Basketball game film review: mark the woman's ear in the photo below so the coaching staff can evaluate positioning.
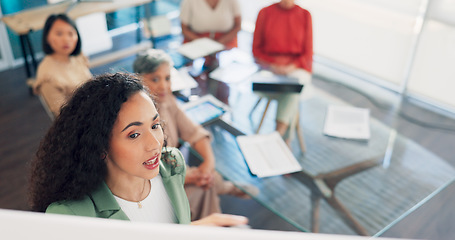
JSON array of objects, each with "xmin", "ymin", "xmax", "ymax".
[{"xmin": 101, "ymin": 152, "xmax": 107, "ymax": 161}]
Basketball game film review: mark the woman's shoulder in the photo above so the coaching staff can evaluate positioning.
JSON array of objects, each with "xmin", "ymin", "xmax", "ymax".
[
  {"xmin": 226, "ymin": 0, "xmax": 240, "ymax": 6},
  {"xmin": 34, "ymin": 56, "xmax": 56, "ymax": 90},
  {"xmin": 262, "ymin": 3, "xmax": 279, "ymax": 11},
  {"xmin": 180, "ymin": 0, "xmax": 193, "ymax": 8},
  {"xmin": 36, "ymin": 56, "xmax": 55, "ymax": 74},
  {"xmin": 162, "ymin": 147, "xmax": 185, "ymax": 166},
  {"xmin": 160, "ymin": 147, "xmax": 186, "ymax": 177},
  {"xmin": 294, "ymin": 5, "xmax": 311, "ymax": 16},
  {"xmin": 72, "ymin": 54, "xmax": 90, "ymax": 66},
  {"xmin": 159, "ymin": 95, "xmax": 178, "ymax": 108},
  {"xmin": 45, "ymin": 195, "xmax": 97, "ymax": 217}
]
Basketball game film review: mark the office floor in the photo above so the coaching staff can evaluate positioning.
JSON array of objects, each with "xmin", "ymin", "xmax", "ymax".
[{"xmin": 1, "ymin": 28, "xmax": 455, "ymax": 239}]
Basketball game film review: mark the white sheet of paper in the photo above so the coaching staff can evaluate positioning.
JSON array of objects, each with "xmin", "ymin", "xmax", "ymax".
[
  {"xmin": 236, "ymin": 132, "xmax": 302, "ymax": 178},
  {"xmin": 209, "ymin": 62, "xmax": 259, "ymax": 83},
  {"xmin": 323, "ymin": 105, "xmax": 370, "ymax": 140},
  {"xmin": 177, "ymin": 38, "xmax": 224, "ymax": 60},
  {"xmin": 170, "ymin": 67, "xmax": 198, "ymax": 92}
]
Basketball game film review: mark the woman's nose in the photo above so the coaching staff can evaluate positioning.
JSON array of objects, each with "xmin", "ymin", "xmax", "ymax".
[
  {"xmin": 145, "ymin": 131, "xmax": 161, "ymax": 151},
  {"xmin": 63, "ymin": 34, "xmax": 73, "ymax": 42},
  {"xmin": 158, "ymin": 80, "xmax": 167, "ymax": 90}
]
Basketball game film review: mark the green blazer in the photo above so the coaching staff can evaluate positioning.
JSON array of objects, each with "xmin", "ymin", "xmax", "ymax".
[{"xmin": 46, "ymin": 147, "xmax": 191, "ymax": 224}]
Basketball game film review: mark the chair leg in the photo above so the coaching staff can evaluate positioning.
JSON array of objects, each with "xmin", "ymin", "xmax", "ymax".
[
  {"xmin": 295, "ymin": 111, "xmax": 307, "ymax": 152},
  {"xmin": 38, "ymin": 95, "xmax": 55, "ymax": 121},
  {"xmin": 249, "ymin": 97, "xmax": 263, "ymax": 119},
  {"xmin": 256, "ymin": 99, "xmax": 271, "ymax": 134}
]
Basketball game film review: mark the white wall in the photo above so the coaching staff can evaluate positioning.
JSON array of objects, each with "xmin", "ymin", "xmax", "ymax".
[
  {"xmin": 299, "ymin": 0, "xmax": 455, "ymax": 112},
  {"xmin": 303, "ymin": 0, "xmax": 423, "ymax": 85},
  {"xmin": 407, "ymin": 0, "xmax": 455, "ymax": 108}
]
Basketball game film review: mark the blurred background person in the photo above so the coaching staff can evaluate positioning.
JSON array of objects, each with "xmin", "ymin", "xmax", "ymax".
[
  {"xmin": 33, "ymin": 14, "xmax": 92, "ymax": 117},
  {"xmin": 252, "ymin": 0, "xmax": 313, "ymax": 142},
  {"xmin": 180, "ymin": 0, "xmax": 241, "ymax": 49},
  {"xmin": 180, "ymin": 0, "xmax": 241, "ymax": 74}
]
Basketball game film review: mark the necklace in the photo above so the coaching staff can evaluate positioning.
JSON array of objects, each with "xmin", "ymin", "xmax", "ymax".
[{"xmin": 137, "ymin": 180, "xmax": 148, "ymax": 209}]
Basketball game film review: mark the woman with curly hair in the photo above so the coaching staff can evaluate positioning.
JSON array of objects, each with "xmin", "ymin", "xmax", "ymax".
[{"xmin": 28, "ymin": 73, "xmax": 247, "ymax": 226}]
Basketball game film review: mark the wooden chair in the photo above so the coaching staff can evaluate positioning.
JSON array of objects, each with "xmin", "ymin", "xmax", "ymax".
[
  {"xmin": 37, "ymin": 94, "xmax": 55, "ymax": 121},
  {"xmin": 249, "ymin": 97, "xmax": 306, "ymax": 152}
]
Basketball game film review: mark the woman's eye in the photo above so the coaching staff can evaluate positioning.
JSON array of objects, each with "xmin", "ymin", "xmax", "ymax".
[
  {"xmin": 152, "ymin": 123, "xmax": 161, "ymax": 130},
  {"xmin": 129, "ymin": 133, "xmax": 140, "ymax": 139},
  {"xmin": 152, "ymin": 78, "xmax": 160, "ymax": 83},
  {"xmin": 166, "ymin": 76, "xmax": 171, "ymax": 81}
]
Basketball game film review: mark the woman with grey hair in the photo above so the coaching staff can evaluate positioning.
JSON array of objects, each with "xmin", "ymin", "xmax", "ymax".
[
  {"xmin": 133, "ymin": 49, "xmax": 254, "ymax": 221},
  {"xmin": 133, "ymin": 49, "xmax": 174, "ymax": 76}
]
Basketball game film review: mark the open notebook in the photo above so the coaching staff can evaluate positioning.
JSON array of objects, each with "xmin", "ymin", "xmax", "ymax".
[{"xmin": 236, "ymin": 132, "xmax": 302, "ymax": 178}]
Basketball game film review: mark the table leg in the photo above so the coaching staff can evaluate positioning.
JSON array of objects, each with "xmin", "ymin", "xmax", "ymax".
[
  {"xmin": 293, "ymin": 157, "xmax": 382, "ymax": 235},
  {"xmin": 19, "ymin": 35, "xmax": 31, "ymax": 78},
  {"xmin": 326, "ymin": 194, "xmax": 369, "ymax": 235},
  {"xmin": 311, "ymin": 194, "xmax": 321, "ymax": 232},
  {"xmin": 24, "ymin": 35, "xmax": 37, "ymax": 71}
]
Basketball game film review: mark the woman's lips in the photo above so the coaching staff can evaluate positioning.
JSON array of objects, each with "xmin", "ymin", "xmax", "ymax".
[{"xmin": 143, "ymin": 154, "xmax": 159, "ymax": 169}]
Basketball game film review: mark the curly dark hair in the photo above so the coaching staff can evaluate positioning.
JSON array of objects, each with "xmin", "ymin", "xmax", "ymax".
[{"xmin": 28, "ymin": 73, "xmax": 154, "ymax": 212}]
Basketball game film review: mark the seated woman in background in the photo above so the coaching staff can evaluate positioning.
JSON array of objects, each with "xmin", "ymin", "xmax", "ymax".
[
  {"xmin": 33, "ymin": 14, "xmax": 92, "ymax": 117},
  {"xmin": 179, "ymin": 0, "xmax": 242, "ymax": 103},
  {"xmin": 180, "ymin": 0, "xmax": 241, "ymax": 49},
  {"xmin": 28, "ymin": 73, "xmax": 248, "ymax": 226},
  {"xmin": 252, "ymin": 0, "xmax": 313, "ymax": 141},
  {"xmin": 133, "ymin": 49, "xmax": 254, "ymax": 221}
]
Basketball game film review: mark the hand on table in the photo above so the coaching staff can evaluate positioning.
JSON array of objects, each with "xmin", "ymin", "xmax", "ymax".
[
  {"xmin": 270, "ymin": 63, "xmax": 297, "ymax": 75},
  {"xmin": 191, "ymin": 213, "xmax": 248, "ymax": 227}
]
